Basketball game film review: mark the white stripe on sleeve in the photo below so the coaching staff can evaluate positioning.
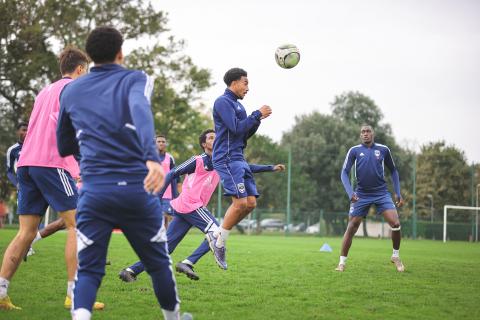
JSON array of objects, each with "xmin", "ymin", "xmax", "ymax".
[{"xmin": 143, "ymin": 73, "xmax": 155, "ymax": 103}]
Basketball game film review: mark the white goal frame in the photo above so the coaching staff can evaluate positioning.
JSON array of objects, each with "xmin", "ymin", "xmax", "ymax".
[{"xmin": 443, "ymin": 205, "xmax": 480, "ymax": 243}]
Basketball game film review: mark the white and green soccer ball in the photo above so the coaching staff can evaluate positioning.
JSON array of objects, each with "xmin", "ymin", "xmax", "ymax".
[{"xmin": 275, "ymin": 44, "xmax": 300, "ymax": 69}]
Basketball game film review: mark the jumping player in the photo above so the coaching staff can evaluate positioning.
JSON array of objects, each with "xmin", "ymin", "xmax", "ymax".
[
  {"xmin": 118, "ymin": 129, "xmax": 285, "ymax": 282},
  {"xmin": 208, "ymin": 68, "xmax": 272, "ymax": 266},
  {"xmin": 57, "ymin": 26, "xmax": 184, "ymax": 320},
  {"xmin": 336, "ymin": 125, "xmax": 405, "ymax": 272}
]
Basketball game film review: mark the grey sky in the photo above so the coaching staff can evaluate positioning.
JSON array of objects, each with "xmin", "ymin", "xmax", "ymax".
[{"xmin": 135, "ymin": 0, "xmax": 480, "ymax": 162}]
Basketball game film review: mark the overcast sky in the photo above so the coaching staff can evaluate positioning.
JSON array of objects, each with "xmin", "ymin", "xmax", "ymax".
[{"xmin": 135, "ymin": 0, "xmax": 480, "ymax": 162}]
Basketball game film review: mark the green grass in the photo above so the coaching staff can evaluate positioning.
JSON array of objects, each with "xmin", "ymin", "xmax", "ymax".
[{"xmin": 0, "ymin": 229, "xmax": 479, "ymax": 319}]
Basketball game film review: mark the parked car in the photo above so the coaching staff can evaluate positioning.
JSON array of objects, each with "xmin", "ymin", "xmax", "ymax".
[
  {"xmin": 305, "ymin": 223, "xmax": 320, "ymax": 234},
  {"xmin": 284, "ymin": 223, "xmax": 307, "ymax": 232},
  {"xmin": 260, "ymin": 218, "xmax": 284, "ymax": 230},
  {"xmin": 293, "ymin": 222, "xmax": 306, "ymax": 232},
  {"xmin": 238, "ymin": 219, "xmax": 257, "ymax": 229}
]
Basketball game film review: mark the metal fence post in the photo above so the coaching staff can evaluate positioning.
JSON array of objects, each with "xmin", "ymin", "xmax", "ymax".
[
  {"xmin": 412, "ymin": 155, "xmax": 417, "ymax": 240},
  {"xmin": 286, "ymin": 148, "xmax": 292, "ymax": 235}
]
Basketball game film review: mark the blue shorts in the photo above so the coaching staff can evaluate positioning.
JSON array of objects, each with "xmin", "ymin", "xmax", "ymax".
[
  {"xmin": 160, "ymin": 198, "xmax": 173, "ymax": 216},
  {"xmin": 17, "ymin": 166, "xmax": 78, "ymax": 214},
  {"xmin": 214, "ymin": 160, "xmax": 259, "ymax": 198},
  {"xmin": 349, "ymin": 192, "xmax": 396, "ymax": 217}
]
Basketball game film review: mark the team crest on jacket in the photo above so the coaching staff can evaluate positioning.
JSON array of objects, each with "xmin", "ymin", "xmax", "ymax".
[
  {"xmin": 374, "ymin": 150, "xmax": 380, "ymax": 158},
  {"xmin": 237, "ymin": 183, "xmax": 246, "ymax": 194}
]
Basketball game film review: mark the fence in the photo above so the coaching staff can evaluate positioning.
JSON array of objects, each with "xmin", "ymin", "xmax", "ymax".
[
  {"xmin": 2, "ymin": 204, "xmax": 478, "ymax": 242},
  {"xmin": 239, "ymin": 208, "xmax": 479, "ymax": 242}
]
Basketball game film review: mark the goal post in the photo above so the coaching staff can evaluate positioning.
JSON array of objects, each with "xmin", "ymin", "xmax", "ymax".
[{"xmin": 443, "ymin": 205, "xmax": 480, "ymax": 242}]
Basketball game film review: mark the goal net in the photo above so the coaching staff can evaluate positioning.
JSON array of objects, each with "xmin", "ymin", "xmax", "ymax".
[{"xmin": 443, "ymin": 205, "xmax": 480, "ymax": 242}]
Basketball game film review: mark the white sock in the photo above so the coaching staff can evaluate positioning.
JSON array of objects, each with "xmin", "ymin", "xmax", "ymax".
[
  {"xmin": 162, "ymin": 304, "xmax": 180, "ymax": 320},
  {"xmin": 339, "ymin": 256, "xmax": 347, "ymax": 265},
  {"xmin": 72, "ymin": 308, "xmax": 91, "ymax": 320},
  {"xmin": 0, "ymin": 277, "xmax": 9, "ymax": 299},
  {"xmin": 32, "ymin": 231, "xmax": 42, "ymax": 244},
  {"xmin": 392, "ymin": 249, "xmax": 400, "ymax": 258},
  {"xmin": 126, "ymin": 267, "xmax": 134, "ymax": 273},
  {"xmin": 67, "ymin": 281, "xmax": 74, "ymax": 298},
  {"xmin": 182, "ymin": 259, "xmax": 193, "ymax": 266},
  {"xmin": 215, "ymin": 227, "xmax": 230, "ymax": 248}
]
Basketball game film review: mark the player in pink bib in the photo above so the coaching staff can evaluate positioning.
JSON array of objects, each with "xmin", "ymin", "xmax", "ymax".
[
  {"xmin": 0, "ymin": 47, "xmax": 104, "ymax": 311},
  {"xmin": 119, "ymin": 129, "xmax": 285, "ymax": 281}
]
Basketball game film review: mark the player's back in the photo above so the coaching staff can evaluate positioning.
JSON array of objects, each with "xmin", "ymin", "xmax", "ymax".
[
  {"xmin": 18, "ymin": 78, "xmax": 79, "ymax": 176},
  {"xmin": 60, "ymin": 64, "xmax": 153, "ymax": 183}
]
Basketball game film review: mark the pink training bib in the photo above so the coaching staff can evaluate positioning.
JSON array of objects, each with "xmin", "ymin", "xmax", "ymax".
[
  {"xmin": 17, "ymin": 78, "xmax": 79, "ymax": 178},
  {"xmin": 171, "ymin": 156, "xmax": 220, "ymax": 213}
]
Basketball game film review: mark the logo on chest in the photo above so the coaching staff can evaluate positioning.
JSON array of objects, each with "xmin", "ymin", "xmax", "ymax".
[{"xmin": 374, "ymin": 150, "xmax": 381, "ymax": 159}]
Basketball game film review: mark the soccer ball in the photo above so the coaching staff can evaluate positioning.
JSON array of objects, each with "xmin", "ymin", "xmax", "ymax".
[{"xmin": 275, "ymin": 44, "xmax": 300, "ymax": 69}]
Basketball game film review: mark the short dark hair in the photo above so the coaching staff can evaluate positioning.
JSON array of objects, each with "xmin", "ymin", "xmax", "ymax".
[
  {"xmin": 199, "ymin": 129, "xmax": 215, "ymax": 149},
  {"xmin": 16, "ymin": 122, "xmax": 28, "ymax": 130},
  {"xmin": 223, "ymin": 68, "xmax": 247, "ymax": 86},
  {"xmin": 59, "ymin": 46, "xmax": 89, "ymax": 75},
  {"xmin": 86, "ymin": 26, "xmax": 124, "ymax": 64}
]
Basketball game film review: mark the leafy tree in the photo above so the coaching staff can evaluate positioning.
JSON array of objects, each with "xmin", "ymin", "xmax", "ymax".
[
  {"xmin": 414, "ymin": 141, "xmax": 471, "ymax": 221},
  {"xmin": 281, "ymin": 112, "xmax": 356, "ymax": 233},
  {"xmin": 126, "ymin": 41, "xmax": 213, "ymax": 161},
  {"xmin": 0, "ymin": 0, "xmax": 212, "ymax": 199},
  {"xmin": 244, "ymin": 134, "xmax": 288, "ymax": 211}
]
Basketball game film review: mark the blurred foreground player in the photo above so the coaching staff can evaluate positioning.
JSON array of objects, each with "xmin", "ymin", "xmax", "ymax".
[
  {"xmin": 0, "ymin": 47, "xmax": 103, "ymax": 311},
  {"xmin": 57, "ymin": 26, "xmax": 187, "ymax": 319}
]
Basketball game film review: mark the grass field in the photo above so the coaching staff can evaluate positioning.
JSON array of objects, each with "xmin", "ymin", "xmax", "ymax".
[{"xmin": 0, "ymin": 228, "xmax": 479, "ymax": 320}]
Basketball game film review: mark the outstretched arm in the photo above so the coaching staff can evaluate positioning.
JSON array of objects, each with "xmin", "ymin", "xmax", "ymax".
[
  {"xmin": 158, "ymin": 156, "xmax": 197, "ymax": 198},
  {"xmin": 249, "ymin": 164, "xmax": 286, "ymax": 173}
]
